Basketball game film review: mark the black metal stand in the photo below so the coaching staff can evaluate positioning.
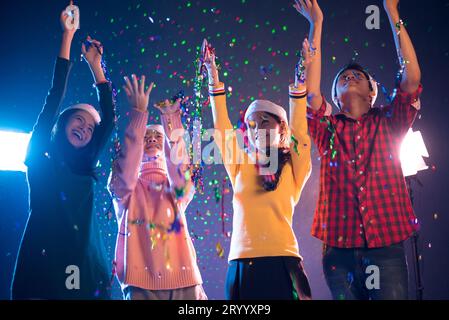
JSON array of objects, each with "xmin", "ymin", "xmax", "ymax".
[{"xmin": 406, "ymin": 176, "xmax": 424, "ymax": 300}]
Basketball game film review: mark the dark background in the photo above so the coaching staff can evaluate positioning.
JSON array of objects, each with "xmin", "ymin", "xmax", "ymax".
[{"xmin": 0, "ymin": 0, "xmax": 448, "ymax": 300}]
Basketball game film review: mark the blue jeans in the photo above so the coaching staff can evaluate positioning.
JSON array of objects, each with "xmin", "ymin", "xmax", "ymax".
[{"xmin": 322, "ymin": 243, "xmax": 409, "ymax": 300}]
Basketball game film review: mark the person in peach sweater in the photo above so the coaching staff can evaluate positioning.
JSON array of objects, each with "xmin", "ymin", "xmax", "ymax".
[{"xmin": 108, "ymin": 74, "xmax": 206, "ymax": 300}]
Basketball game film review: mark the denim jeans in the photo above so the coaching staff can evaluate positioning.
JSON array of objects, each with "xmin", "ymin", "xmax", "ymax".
[{"xmin": 322, "ymin": 242, "xmax": 409, "ymax": 300}]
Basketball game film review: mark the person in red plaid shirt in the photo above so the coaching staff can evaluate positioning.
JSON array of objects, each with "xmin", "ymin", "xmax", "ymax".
[{"xmin": 295, "ymin": 0, "xmax": 422, "ymax": 299}]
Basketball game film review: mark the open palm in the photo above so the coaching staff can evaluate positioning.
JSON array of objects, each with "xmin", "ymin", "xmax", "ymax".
[{"xmin": 293, "ymin": 0, "xmax": 323, "ymax": 24}]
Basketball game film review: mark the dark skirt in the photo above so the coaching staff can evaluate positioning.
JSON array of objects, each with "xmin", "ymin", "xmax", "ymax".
[{"xmin": 225, "ymin": 256, "xmax": 312, "ymax": 300}]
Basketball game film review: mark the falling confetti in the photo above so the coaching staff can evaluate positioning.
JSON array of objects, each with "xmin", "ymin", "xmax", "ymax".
[
  {"xmin": 5, "ymin": 0, "xmax": 444, "ymax": 301},
  {"xmin": 215, "ymin": 242, "xmax": 225, "ymax": 258}
]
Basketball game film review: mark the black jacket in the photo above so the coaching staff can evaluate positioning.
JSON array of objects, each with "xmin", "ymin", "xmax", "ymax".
[{"xmin": 11, "ymin": 57, "xmax": 115, "ymax": 299}]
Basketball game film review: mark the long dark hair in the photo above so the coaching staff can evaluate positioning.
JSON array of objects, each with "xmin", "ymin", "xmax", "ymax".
[
  {"xmin": 258, "ymin": 114, "xmax": 291, "ymax": 192},
  {"xmin": 239, "ymin": 111, "xmax": 291, "ymax": 192},
  {"xmin": 51, "ymin": 109, "xmax": 98, "ymax": 178},
  {"xmin": 51, "ymin": 108, "xmax": 112, "ymax": 298}
]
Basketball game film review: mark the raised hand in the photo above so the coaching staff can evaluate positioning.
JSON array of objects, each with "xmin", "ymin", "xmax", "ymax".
[
  {"xmin": 60, "ymin": 1, "xmax": 79, "ymax": 36},
  {"xmin": 59, "ymin": 2, "xmax": 78, "ymax": 60},
  {"xmin": 302, "ymin": 38, "xmax": 315, "ymax": 66},
  {"xmin": 296, "ymin": 37, "xmax": 314, "ymax": 86},
  {"xmin": 202, "ymin": 39, "xmax": 219, "ymax": 85},
  {"xmin": 293, "ymin": 0, "xmax": 323, "ymax": 24},
  {"xmin": 384, "ymin": 0, "xmax": 400, "ymax": 13},
  {"xmin": 293, "ymin": 0, "xmax": 323, "ymax": 110},
  {"xmin": 123, "ymin": 74, "xmax": 154, "ymax": 112},
  {"xmin": 81, "ymin": 36, "xmax": 107, "ymax": 83},
  {"xmin": 154, "ymin": 97, "xmax": 189, "ymax": 115},
  {"xmin": 383, "ymin": 0, "xmax": 421, "ymax": 93},
  {"xmin": 81, "ymin": 36, "xmax": 103, "ymax": 68}
]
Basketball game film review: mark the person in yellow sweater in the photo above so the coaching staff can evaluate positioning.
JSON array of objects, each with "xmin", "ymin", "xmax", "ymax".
[{"xmin": 203, "ymin": 38, "xmax": 313, "ymax": 300}]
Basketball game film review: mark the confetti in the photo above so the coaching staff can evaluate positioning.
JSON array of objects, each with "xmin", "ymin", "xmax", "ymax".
[
  {"xmin": 8, "ymin": 1, "xmax": 437, "ymax": 301},
  {"xmin": 215, "ymin": 242, "xmax": 225, "ymax": 258}
]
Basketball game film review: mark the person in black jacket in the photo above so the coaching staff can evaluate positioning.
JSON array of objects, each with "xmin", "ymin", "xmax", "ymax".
[{"xmin": 11, "ymin": 4, "xmax": 115, "ymax": 300}]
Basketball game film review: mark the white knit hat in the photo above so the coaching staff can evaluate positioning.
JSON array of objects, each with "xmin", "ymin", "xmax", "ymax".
[
  {"xmin": 61, "ymin": 103, "xmax": 101, "ymax": 124},
  {"xmin": 244, "ymin": 100, "xmax": 288, "ymax": 124},
  {"xmin": 145, "ymin": 124, "xmax": 165, "ymax": 153},
  {"xmin": 141, "ymin": 124, "xmax": 167, "ymax": 176},
  {"xmin": 331, "ymin": 67, "xmax": 378, "ymax": 109},
  {"xmin": 146, "ymin": 124, "xmax": 165, "ymax": 135}
]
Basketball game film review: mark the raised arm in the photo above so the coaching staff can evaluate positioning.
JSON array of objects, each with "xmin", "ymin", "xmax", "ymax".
[
  {"xmin": 294, "ymin": 0, "xmax": 323, "ymax": 110},
  {"xmin": 289, "ymin": 39, "xmax": 312, "ymax": 190},
  {"xmin": 81, "ymin": 36, "xmax": 107, "ymax": 85},
  {"xmin": 380, "ymin": 0, "xmax": 423, "ymax": 138},
  {"xmin": 81, "ymin": 37, "xmax": 115, "ymax": 162},
  {"xmin": 384, "ymin": 0, "xmax": 421, "ymax": 93},
  {"xmin": 59, "ymin": 3, "xmax": 77, "ymax": 61},
  {"xmin": 204, "ymin": 40, "xmax": 241, "ymax": 182},
  {"xmin": 25, "ymin": 4, "xmax": 77, "ymax": 165},
  {"xmin": 204, "ymin": 41, "xmax": 233, "ymax": 133},
  {"xmin": 154, "ymin": 98, "xmax": 195, "ymax": 207},
  {"xmin": 108, "ymin": 75, "xmax": 153, "ymax": 204}
]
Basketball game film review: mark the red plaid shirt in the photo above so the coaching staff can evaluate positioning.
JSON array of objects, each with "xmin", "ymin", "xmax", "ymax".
[{"xmin": 307, "ymin": 85, "xmax": 423, "ymax": 248}]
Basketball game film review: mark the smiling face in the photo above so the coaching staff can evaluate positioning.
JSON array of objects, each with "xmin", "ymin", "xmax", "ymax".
[
  {"xmin": 335, "ymin": 68, "xmax": 372, "ymax": 110},
  {"xmin": 143, "ymin": 129, "xmax": 164, "ymax": 160},
  {"xmin": 64, "ymin": 110, "xmax": 96, "ymax": 148},
  {"xmin": 246, "ymin": 111, "xmax": 283, "ymax": 152}
]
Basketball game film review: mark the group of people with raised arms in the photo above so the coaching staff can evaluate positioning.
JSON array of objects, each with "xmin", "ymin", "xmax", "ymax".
[{"xmin": 12, "ymin": 0, "xmax": 422, "ymax": 300}]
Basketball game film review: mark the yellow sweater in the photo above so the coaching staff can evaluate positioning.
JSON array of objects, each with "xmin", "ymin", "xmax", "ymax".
[{"xmin": 209, "ymin": 83, "xmax": 312, "ymax": 261}]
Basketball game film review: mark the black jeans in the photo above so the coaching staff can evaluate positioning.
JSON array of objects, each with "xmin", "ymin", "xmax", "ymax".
[{"xmin": 322, "ymin": 243, "xmax": 408, "ymax": 300}]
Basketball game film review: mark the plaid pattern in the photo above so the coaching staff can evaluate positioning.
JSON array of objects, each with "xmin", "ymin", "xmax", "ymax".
[{"xmin": 307, "ymin": 85, "xmax": 423, "ymax": 248}]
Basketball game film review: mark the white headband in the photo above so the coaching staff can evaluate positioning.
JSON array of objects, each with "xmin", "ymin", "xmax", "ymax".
[
  {"xmin": 244, "ymin": 100, "xmax": 288, "ymax": 125},
  {"xmin": 146, "ymin": 124, "xmax": 165, "ymax": 135},
  {"xmin": 61, "ymin": 103, "xmax": 101, "ymax": 124}
]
